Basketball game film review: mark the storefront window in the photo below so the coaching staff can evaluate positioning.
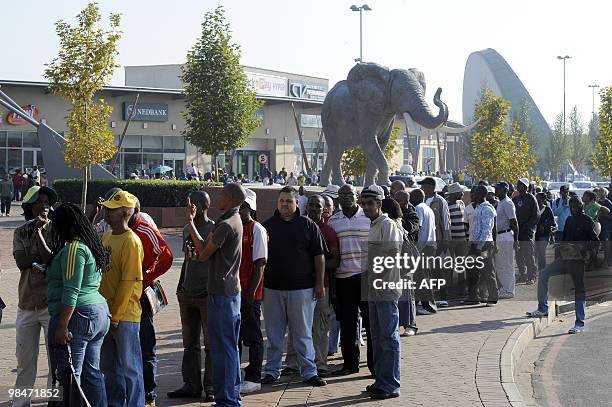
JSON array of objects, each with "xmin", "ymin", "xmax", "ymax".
[
  {"xmin": 163, "ymin": 136, "xmax": 185, "ymax": 153},
  {"xmin": 123, "ymin": 153, "xmax": 142, "ymax": 178},
  {"xmin": 22, "ymin": 132, "xmax": 39, "ymax": 148},
  {"xmin": 143, "ymin": 153, "xmax": 163, "ymax": 171},
  {"xmin": 8, "ymin": 149, "xmax": 21, "ymax": 171},
  {"xmin": 123, "ymin": 135, "xmax": 141, "ymax": 152},
  {"xmin": 0, "ymin": 149, "xmax": 6, "ymax": 175},
  {"xmin": 0, "ymin": 131, "xmax": 6, "ymax": 147},
  {"xmin": 143, "ymin": 135, "xmax": 163, "ymax": 152},
  {"xmin": 7, "ymin": 131, "xmax": 21, "ymax": 148}
]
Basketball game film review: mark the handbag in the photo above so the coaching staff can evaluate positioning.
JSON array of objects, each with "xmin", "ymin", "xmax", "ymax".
[
  {"xmin": 144, "ymin": 280, "xmax": 169, "ymax": 316},
  {"xmin": 48, "ymin": 342, "xmax": 91, "ymax": 407}
]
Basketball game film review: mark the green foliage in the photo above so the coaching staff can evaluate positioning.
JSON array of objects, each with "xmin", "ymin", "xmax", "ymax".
[
  {"xmin": 544, "ymin": 114, "xmax": 570, "ymax": 178},
  {"xmin": 181, "ymin": 6, "xmax": 262, "ymax": 160},
  {"xmin": 467, "ymin": 89, "xmax": 536, "ymax": 183},
  {"xmin": 53, "ymin": 179, "xmax": 222, "ymax": 207},
  {"xmin": 513, "ymin": 97, "xmax": 539, "ymax": 154},
  {"xmin": 593, "ymin": 87, "xmax": 612, "ymax": 180},
  {"xmin": 44, "ymin": 2, "xmax": 122, "ymax": 209},
  {"xmin": 341, "ymin": 124, "xmax": 401, "ymax": 178},
  {"xmin": 44, "ymin": 1, "xmax": 121, "ymax": 168},
  {"xmin": 568, "ymin": 105, "xmax": 591, "ymax": 173}
]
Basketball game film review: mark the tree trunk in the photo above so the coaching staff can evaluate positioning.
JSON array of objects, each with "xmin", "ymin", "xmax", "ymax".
[{"xmin": 81, "ymin": 165, "xmax": 89, "ymax": 212}]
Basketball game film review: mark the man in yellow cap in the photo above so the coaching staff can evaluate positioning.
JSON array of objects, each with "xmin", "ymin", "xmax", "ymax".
[{"xmin": 98, "ymin": 190, "xmax": 145, "ymax": 407}]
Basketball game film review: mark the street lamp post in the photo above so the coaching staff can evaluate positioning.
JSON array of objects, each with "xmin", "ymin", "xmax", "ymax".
[
  {"xmin": 556, "ymin": 55, "xmax": 571, "ymax": 135},
  {"xmin": 350, "ymin": 4, "xmax": 372, "ymax": 62},
  {"xmin": 588, "ymin": 84, "xmax": 600, "ymax": 120}
]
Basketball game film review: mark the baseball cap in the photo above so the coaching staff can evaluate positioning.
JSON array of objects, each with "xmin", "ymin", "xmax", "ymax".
[
  {"xmin": 495, "ymin": 182, "xmax": 509, "ymax": 190},
  {"xmin": 361, "ymin": 185, "xmax": 385, "ymax": 200},
  {"xmin": 518, "ymin": 178, "xmax": 530, "ymax": 187},
  {"xmin": 486, "ymin": 186, "xmax": 495, "ymax": 193},
  {"xmin": 101, "ymin": 190, "xmax": 138, "ymax": 209},
  {"xmin": 22, "ymin": 186, "xmax": 58, "ymax": 206},
  {"xmin": 243, "ymin": 188, "xmax": 257, "ymax": 211},
  {"xmin": 321, "ymin": 184, "xmax": 340, "ymax": 199},
  {"xmin": 417, "ymin": 177, "xmax": 436, "ymax": 186},
  {"xmin": 559, "ymin": 184, "xmax": 570, "ymax": 192}
]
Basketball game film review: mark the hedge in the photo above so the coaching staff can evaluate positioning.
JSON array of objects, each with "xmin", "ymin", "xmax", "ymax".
[{"xmin": 53, "ymin": 179, "xmax": 222, "ymax": 207}]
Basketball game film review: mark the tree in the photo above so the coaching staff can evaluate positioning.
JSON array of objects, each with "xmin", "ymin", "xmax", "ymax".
[
  {"xmin": 181, "ymin": 6, "xmax": 261, "ymax": 178},
  {"xmin": 513, "ymin": 97, "xmax": 539, "ymax": 155},
  {"xmin": 44, "ymin": 2, "xmax": 121, "ymax": 209},
  {"xmin": 593, "ymin": 87, "xmax": 612, "ymax": 181},
  {"xmin": 466, "ymin": 88, "xmax": 535, "ymax": 183},
  {"xmin": 341, "ymin": 124, "xmax": 401, "ymax": 180},
  {"xmin": 544, "ymin": 114, "xmax": 570, "ymax": 180},
  {"xmin": 567, "ymin": 105, "xmax": 590, "ymax": 174}
]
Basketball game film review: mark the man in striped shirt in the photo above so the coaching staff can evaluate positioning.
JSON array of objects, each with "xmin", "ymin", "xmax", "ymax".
[
  {"xmin": 328, "ymin": 184, "xmax": 372, "ymax": 376},
  {"xmin": 446, "ymin": 183, "xmax": 469, "ymax": 242}
]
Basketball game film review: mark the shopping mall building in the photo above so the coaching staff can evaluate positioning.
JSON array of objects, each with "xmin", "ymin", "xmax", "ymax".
[{"xmin": 0, "ymin": 64, "xmax": 464, "ymax": 180}]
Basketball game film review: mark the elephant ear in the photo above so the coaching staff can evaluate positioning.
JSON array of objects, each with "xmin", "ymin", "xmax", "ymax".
[
  {"xmin": 408, "ymin": 68, "xmax": 426, "ymax": 94},
  {"xmin": 347, "ymin": 63, "xmax": 390, "ymax": 115}
]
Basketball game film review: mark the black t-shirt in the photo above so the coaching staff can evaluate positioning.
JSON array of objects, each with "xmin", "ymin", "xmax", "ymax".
[{"xmin": 263, "ymin": 209, "xmax": 325, "ymax": 290}]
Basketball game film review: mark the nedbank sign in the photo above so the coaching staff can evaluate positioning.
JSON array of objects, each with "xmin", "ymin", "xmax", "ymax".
[{"xmin": 123, "ymin": 102, "xmax": 168, "ymax": 122}]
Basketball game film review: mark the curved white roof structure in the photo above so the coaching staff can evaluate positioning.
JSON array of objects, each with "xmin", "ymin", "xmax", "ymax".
[{"xmin": 462, "ymin": 48, "xmax": 551, "ymax": 153}]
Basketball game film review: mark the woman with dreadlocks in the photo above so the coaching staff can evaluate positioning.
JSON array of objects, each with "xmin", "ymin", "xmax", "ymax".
[{"xmin": 46, "ymin": 202, "xmax": 110, "ymax": 406}]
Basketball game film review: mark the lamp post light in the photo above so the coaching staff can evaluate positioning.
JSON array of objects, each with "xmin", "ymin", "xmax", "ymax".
[
  {"xmin": 556, "ymin": 55, "xmax": 571, "ymax": 135},
  {"xmin": 350, "ymin": 4, "xmax": 372, "ymax": 63},
  {"xmin": 588, "ymin": 84, "xmax": 600, "ymax": 120}
]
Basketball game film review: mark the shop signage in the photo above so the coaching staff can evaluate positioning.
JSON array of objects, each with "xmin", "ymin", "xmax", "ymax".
[
  {"xmin": 258, "ymin": 154, "xmax": 268, "ymax": 164},
  {"xmin": 123, "ymin": 102, "xmax": 168, "ymax": 122},
  {"xmin": 300, "ymin": 114, "xmax": 322, "ymax": 128},
  {"xmin": 289, "ymin": 81, "xmax": 328, "ymax": 101},
  {"xmin": 246, "ymin": 72, "xmax": 288, "ymax": 97},
  {"xmin": 6, "ymin": 104, "xmax": 39, "ymax": 125}
]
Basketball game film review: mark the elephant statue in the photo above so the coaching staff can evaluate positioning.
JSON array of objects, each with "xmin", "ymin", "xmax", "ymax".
[{"xmin": 321, "ymin": 62, "xmax": 468, "ymax": 187}]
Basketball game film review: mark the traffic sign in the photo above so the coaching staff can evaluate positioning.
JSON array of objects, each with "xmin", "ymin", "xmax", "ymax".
[{"xmin": 258, "ymin": 154, "xmax": 268, "ymax": 164}]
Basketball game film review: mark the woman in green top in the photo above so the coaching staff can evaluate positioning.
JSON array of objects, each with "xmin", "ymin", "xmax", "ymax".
[
  {"xmin": 47, "ymin": 203, "xmax": 110, "ymax": 407},
  {"xmin": 583, "ymin": 190, "xmax": 610, "ymax": 237}
]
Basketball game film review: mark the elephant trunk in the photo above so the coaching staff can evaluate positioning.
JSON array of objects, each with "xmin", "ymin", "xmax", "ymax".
[{"xmin": 405, "ymin": 87, "xmax": 449, "ymax": 130}]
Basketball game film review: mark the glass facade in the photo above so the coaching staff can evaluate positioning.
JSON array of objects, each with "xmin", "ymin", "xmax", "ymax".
[
  {"xmin": 422, "ymin": 146, "xmax": 436, "ymax": 173},
  {"xmin": 293, "ymin": 140, "xmax": 327, "ymax": 173},
  {"xmin": 0, "ymin": 131, "xmax": 44, "ymax": 175},
  {"xmin": 108, "ymin": 135, "xmax": 186, "ymax": 178}
]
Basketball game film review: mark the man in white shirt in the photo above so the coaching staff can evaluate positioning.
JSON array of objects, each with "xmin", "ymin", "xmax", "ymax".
[
  {"xmin": 328, "ymin": 184, "xmax": 372, "ymax": 376},
  {"xmin": 409, "ymin": 189, "xmax": 437, "ymax": 315},
  {"xmin": 361, "ymin": 185, "xmax": 402, "ymax": 400},
  {"xmin": 494, "ymin": 182, "xmax": 519, "ymax": 298}
]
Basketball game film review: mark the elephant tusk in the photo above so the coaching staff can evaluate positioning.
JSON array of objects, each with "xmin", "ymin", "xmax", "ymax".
[{"xmin": 438, "ymin": 118, "xmax": 481, "ymax": 134}]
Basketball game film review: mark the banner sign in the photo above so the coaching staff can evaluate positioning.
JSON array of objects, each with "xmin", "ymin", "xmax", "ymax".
[
  {"xmin": 246, "ymin": 72, "xmax": 288, "ymax": 97},
  {"xmin": 123, "ymin": 102, "xmax": 168, "ymax": 122}
]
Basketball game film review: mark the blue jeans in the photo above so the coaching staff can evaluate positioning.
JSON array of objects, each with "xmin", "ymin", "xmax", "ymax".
[
  {"xmin": 139, "ymin": 298, "xmax": 157, "ymax": 403},
  {"xmin": 263, "ymin": 288, "xmax": 317, "ymax": 380},
  {"xmin": 328, "ymin": 308, "xmax": 341, "ymax": 353},
  {"xmin": 537, "ymin": 259, "xmax": 586, "ymax": 327},
  {"xmin": 208, "ymin": 293, "xmax": 241, "ymax": 407},
  {"xmin": 398, "ymin": 285, "xmax": 416, "ymax": 328},
  {"xmin": 368, "ymin": 301, "xmax": 401, "ymax": 394},
  {"xmin": 48, "ymin": 303, "xmax": 110, "ymax": 407},
  {"xmin": 100, "ymin": 321, "xmax": 144, "ymax": 407}
]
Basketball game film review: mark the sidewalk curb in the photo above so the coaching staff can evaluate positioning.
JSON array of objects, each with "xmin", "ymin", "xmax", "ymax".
[{"xmin": 499, "ymin": 308, "xmax": 554, "ymax": 407}]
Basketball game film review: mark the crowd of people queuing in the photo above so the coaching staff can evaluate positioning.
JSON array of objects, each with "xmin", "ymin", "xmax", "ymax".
[{"xmin": 7, "ymin": 173, "xmax": 612, "ymax": 406}]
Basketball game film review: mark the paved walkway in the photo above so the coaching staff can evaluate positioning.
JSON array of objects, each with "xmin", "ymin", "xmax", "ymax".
[{"xmin": 0, "ymin": 210, "xmax": 540, "ymax": 406}]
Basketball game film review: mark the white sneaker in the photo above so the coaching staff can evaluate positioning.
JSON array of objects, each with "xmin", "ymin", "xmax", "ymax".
[
  {"xmin": 240, "ymin": 380, "xmax": 261, "ymax": 394},
  {"xmin": 568, "ymin": 325, "xmax": 584, "ymax": 334},
  {"xmin": 498, "ymin": 291, "xmax": 515, "ymax": 299}
]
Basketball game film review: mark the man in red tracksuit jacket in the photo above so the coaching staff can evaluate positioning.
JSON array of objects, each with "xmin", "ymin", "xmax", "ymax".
[{"xmin": 130, "ymin": 212, "xmax": 174, "ymax": 407}]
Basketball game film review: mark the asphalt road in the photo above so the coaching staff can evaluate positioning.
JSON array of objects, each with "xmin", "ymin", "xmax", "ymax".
[{"xmin": 524, "ymin": 305, "xmax": 612, "ymax": 407}]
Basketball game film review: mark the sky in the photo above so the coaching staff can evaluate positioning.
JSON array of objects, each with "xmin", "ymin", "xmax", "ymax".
[{"xmin": 2, "ymin": 0, "xmax": 610, "ymax": 126}]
